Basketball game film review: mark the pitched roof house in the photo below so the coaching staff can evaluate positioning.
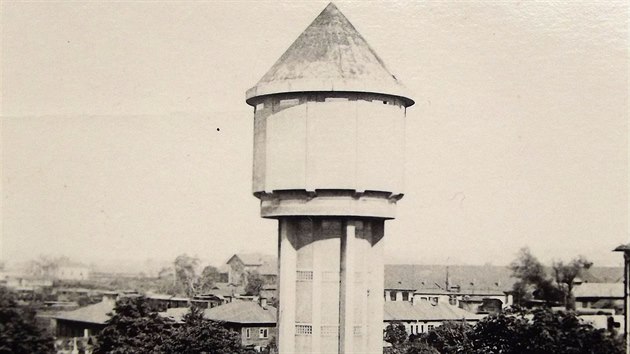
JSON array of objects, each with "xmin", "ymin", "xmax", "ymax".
[
  {"xmin": 384, "ymin": 300, "xmax": 483, "ymax": 335},
  {"xmin": 226, "ymin": 253, "xmax": 277, "ymax": 286},
  {"xmin": 163, "ymin": 300, "xmax": 277, "ymax": 348},
  {"xmin": 53, "ymin": 298, "xmax": 115, "ymax": 338}
]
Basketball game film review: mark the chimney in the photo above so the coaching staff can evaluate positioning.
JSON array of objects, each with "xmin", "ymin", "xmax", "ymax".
[{"xmin": 259, "ymin": 297, "xmax": 268, "ymax": 309}]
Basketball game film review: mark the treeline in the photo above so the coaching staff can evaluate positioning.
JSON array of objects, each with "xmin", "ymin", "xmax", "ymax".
[
  {"xmin": 385, "ymin": 308, "xmax": 624, "ymax": 354},
  {"xmin": 94, "ymin": 296, "xmax": 267, "ymax": 354},
  {"xmin": 510, "ymin": 247, "xmax": 595, "ymax": 309}
]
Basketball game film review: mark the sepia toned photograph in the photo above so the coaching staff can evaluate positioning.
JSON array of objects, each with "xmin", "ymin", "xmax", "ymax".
[{"xmin": 1, "ymin": 1, "xmax": 627, "ymax": 353}]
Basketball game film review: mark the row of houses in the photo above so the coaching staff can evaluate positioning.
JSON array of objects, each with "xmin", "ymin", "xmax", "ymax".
[{"xmin": 28, "ymin": 253, "xmax": 626, "ymax": 353}]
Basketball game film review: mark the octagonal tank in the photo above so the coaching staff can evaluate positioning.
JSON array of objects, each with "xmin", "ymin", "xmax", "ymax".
[{"xmin": 246, "ymin": 3, "xmax": 414, "ymax": 219}]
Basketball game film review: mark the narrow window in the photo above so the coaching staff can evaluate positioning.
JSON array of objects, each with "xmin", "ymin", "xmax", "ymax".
[
  {"xmin": 279, "ymin": 98, "xmax": 299, "ymax": 106},
  {"xmin": 245, "ymin": 328, "xmax": 250, "ymax": 338},
  {"xmin": 259, "ymin": 328, "xmax": 268, "ymax": 338}
]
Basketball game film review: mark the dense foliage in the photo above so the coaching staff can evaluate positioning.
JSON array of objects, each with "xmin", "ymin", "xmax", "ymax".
[
  {"xmin": 244, "ymin": 271, "xmax": 266, "ymax": 296},
  {"xmin": 386, "ymin": 307, "xmax": 624, "ymax": 354},
  {"xmin": 510, "ymin": 247, "xmax": 592, "ymax": 309},
  {"xmin": 95, "ymin": 296, "xmax": 247, "ymax": 354},
  {"xmin": 164, "ymin": 306, "xmax": 243, "ymax": 354},
  {"xmin": 95, "ymin": 296, "xmax": 174, "ymax": 353},
  {"xmin": 0, "ymin": 287, "xmax": 54, "ymax": 354}
]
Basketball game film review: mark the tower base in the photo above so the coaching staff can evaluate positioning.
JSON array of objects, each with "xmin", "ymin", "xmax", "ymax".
[{"xmin": 277, "ymin": 217, "xmax": 385, "ymax": 354}]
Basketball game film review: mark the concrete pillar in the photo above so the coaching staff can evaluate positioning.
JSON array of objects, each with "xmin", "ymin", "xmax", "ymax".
[
  {"xmin": 278, "ymin": 219, "xmax": 296, "ymax": 354},
  {"xmin": 311, "ymin": 221, "xmax": 322, "ymax": 354},
  {"xmin": 624, "ymin": 252, "xmax": 630, "ymax": 354},
  {"xmin": 339, "ymin": 221, "xmax": 356, "ymax": 354},
  {"xmin": 367, "ymin": 220, "xmax": 385, "ymax": 354}
]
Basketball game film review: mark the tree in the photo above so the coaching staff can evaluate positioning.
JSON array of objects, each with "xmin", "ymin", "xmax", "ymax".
[
  {"xmin": 552, "ymin": 256, "xmax": 592, "ymax": 310},
  {"xmin": 164, "ymin": 306, "xmax": 243, "ymax": 354},
  {"xmin": 0, "ymin": 287, "xmax": 54, "ymax": 354},
  {"xmin": 94, "ymin": 296, "xmax": 174, "ymax": 353},
  {"xmin": 27, "ymin": 255, "xmax": 71, "ymax": 280},
  {"xmin": 244, "ymin": 271, "xmax": 266, "ymax": 296},
  {"xmin": 509, "ymin": 247, "xmax": 563, "ymax": 305},
  {"xmin": 174, "ymin": 254, "xmax": 200, "ymax": 297},
  {"xmin": 423, "ymin": 321, "xmax": 472, "ymax": 354},
  {"xmin": 198, "ymin": 265, "xmax": 221, "ymax": 293},
  {"xmin": 96, "ymin": 297, "xmax": 249, "ymax": 354},
  {"xmin": 384, "ymin": 322, "xmax": 409, "ymax": 353},
  {"xmin": 410, "ymin": 308, "xmax": 624, "ymax": 354}
]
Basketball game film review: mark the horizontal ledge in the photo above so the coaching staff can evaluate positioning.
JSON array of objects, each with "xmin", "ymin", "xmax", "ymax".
[{"xmin": 258, "ymin": 190, "xmax": 401, "ymax": 219}]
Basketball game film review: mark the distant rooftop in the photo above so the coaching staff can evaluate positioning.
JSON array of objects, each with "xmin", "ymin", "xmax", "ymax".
[
  {"xmin": 163, "ymin": 300, "xmax": 277, "ymax": 325},
  {"xmin": 614, "ymin": 243, "xmax": 630, "ymax": 252},
  {"xmin": 384, "ymin": 301, "xmax": 483, "ymax": 322},
  {"xmin": 229, "ymin": 253, "xmax": 277, "ymax": 276},
  {"xmin": 53, "ymin": 299, "xmax": 115, "ymax": 324},
  {"xmin": 385, "ymin": 264, "xmax": 516, "ymax": 294},
  {"xmin": 574, "ymin": 282, "xmax": 624, "ymax": 299}
]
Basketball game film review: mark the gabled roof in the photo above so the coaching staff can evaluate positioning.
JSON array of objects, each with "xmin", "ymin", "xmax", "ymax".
[
  {"xmin": 580, "ymin": 267, "xmax": 623, "ymax": 283},
  {"xmin": 384, "ymin": 264, "xmax": 516, "ymax": 294},
  {"xmin": 246, "ymin": 2, "xmax": 413, "ymax": 106},
  {"xmin": 228, "ymin": 254, "xmax": 278, "ymax": 276},
  {"xmin": 53, "ymin": 299, "xmax": 115, "ymax": 324},
  {"xmin": 613, "ymin": 243, "xmax": 630, "ymax": 252},
  {"xmin": 383, "ymin": 301, "xmax": 483, "ymax": 322},
  {"xmin": 204, "ymin": 301, "xmax": 277, "ymax": 324},
  {"xmin": 204, "ymin": 282, "xmax": 245, "ymax": 297},
  {"xmin": 574, "ymin": 283, "xmax": 623, "ymax": 299}
]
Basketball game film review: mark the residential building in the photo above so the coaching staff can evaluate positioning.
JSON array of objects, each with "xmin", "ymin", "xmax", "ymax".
[
  {"xmin": 226, "ymin": 253, "xmax": 277, "ymax": 285},
  {"xmin": 163, "ymin": 299, "xmax": 277, "ymax": 349},
  {"xmin": 383, "ymin": 300, "xmax": 483, "ymax": 335},
  {"xmin": 53, "ymin": 298, "xmax": 114, "ymax": 338},
  {"xmin": 55, "ymin": 264, "xmax": 90, "ymax": 281},
  {"xmin": 574, "ymin": 282, "xmax": 624, "ymax": 312},
  {"xmin": 384, "ymin": 264, "xmax": 514, "ymax": 312}
]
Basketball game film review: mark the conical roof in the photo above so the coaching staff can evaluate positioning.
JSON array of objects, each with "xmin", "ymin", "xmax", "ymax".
[{"xmin": 246, "ymin": 3, "xmax": 414, "ymax": 107}]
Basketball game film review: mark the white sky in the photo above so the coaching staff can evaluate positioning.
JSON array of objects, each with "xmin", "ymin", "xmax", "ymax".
[{"xmin": 1, "ymin": 1, "xmax": 627, "ymax": 268}]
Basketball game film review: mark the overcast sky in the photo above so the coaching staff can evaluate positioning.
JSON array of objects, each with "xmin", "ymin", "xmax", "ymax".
[{"xmin": 1, "ymin": 1, "xmax": 627, "ymax": 268}]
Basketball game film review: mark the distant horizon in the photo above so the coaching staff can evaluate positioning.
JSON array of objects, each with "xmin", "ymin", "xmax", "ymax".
[{"xmin": 3, "ymin": 248, "xmax": 626, "ymax": 273}]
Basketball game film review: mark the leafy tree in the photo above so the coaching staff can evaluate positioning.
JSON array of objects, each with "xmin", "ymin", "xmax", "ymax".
[
  {"xmin": 410, "ymin": 308, "xmax": 624, "ymax": 354},
  {"xmin": 405, "ymin": 341, "xmax": 440, "ymax": 354},
  {"xmin": 466, "ymin": 311, "xmax": 532, "ymax": 353},
  {"xmin": 164, "ymin": 306, "xmax": 243, "ymax": 354},
  {"xmin": 552, "ymin": 256, "xmax": 592, "ymax": 310},
  {"xmin": 509, "ymin": 247, "xmax": 563, "ymax": 305},
  {"xmin": 423, "ymin": 321, "xmax": 473, "ymax": 354},
  {"xmin": 174, "ymin": 254, "xmax": 200, "ymax": 297},
  {"xmin": 384, "ymin": 322, "xmax": 409, "ymax": 353},
  {"xmin": 96, "ymin": 297, "xmax": 250, "ymax": 354},
  {"xmin": 94, "ymin": 296, "xmax": 174, "ymax": 353},
  {"xmin": 244, "ymin": 271, "xmax": 266, "ymax": 296},
  {"xmin": 198, "ymin": 265, "xmax": 221, "ymax": 293},
  {"xmin": 27, "ymin": 255, "xmax": 71, "ymax": 280},
  {"xmin": 0, "ymin": 287, "xmax": 54, "ymax": 354}
]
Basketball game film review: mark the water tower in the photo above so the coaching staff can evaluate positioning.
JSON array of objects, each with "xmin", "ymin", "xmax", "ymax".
[{"xmin": 245, "ymin": 3, "xmax": 414, "ymax": 353}]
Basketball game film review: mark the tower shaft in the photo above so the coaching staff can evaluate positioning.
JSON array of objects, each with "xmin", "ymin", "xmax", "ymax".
[
  {"xmin": 245, "ymin": 3, "xmax": 414, "ymax": 353},
  {"xmin": 278, "ymin": 217, "xmax": 384, "ymax": 354}
]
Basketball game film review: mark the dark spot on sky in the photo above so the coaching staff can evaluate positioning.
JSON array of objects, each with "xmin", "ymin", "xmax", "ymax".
[{"xmin": 217, "ymin": 128, "xmax": 220, "ymax": 131}]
